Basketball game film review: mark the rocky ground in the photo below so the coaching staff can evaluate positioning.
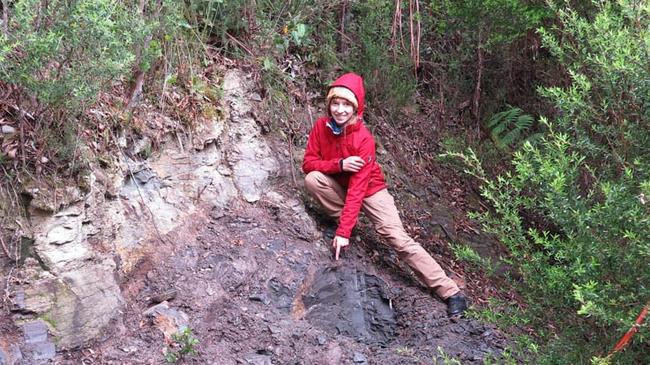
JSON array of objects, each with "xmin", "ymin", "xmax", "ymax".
[
  {"xmin": 1, "ymin": 68, "xmax": 516, "ymax": 365},
  {"xmin": 56, "ymin": 199, "xmax": 509, "ymax": 365}
]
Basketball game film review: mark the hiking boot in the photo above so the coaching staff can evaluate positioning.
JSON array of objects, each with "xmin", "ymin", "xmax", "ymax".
[{"xmin": 446, "ymin": 293, "xmax": 468, "ymax": 317}]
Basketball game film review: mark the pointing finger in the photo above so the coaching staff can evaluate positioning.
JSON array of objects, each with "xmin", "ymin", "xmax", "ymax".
[{"xmin": 335, "ymin": 242, "xmax": 340, "ymax": 261}]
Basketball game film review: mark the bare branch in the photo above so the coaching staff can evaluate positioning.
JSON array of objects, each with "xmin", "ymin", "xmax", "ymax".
[{"xmin": 2, "ymin": 0, "xmax": 8, "ymax": 36}]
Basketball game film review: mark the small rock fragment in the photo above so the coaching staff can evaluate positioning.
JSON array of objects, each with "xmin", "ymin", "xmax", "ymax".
[
  {"xmin": 28, "ymin": 342, "xmax": 56, "ymax": 361},
  {"xmin": 150, "ymin": 289, "xmax": 178, "ymax": 304},
  {"xmin": 1, "ymin": 125, "xmax": 16, "ymax": 134},
  {"xmin": 248, "ymin": 294, "xmax": 271, "ymax": 305},
  {"xmin": 0, "ymin": 342, "xmax": 23, "ymax": 365},
  {"xmin": 23, "ymin": 321, "xmax": 49, "ymax": 344},
  {"xmin": 353, "ymin": 351, "xmax": 367, "ymax": 363},
  {"xmin": 244, "ymin": 353, "xmax": 272, "ymax": 365}
]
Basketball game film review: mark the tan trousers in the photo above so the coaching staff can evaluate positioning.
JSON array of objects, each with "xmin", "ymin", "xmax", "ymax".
[{"xmin": 305, "ymin": 171, "xmax": 460, "ymax": 299}]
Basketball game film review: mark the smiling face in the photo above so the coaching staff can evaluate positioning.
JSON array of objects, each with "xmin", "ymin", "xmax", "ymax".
[{"xmin": 329, "ymin": 97, "xmax": 356, "ymax": 125}]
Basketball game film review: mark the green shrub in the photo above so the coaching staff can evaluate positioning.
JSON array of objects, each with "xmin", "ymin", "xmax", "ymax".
[
  {"xmin": 0, "ymin": 0, "xmax": 140, "ymax": 111},
  {"xmin": 537, "ymin": 0, "xmax": 650, "ymax": 178},
  {"xmin": 346, "ymin": 1, "xmax": 416, "ymax": 112},
  {"xmin": 164, "ymin": 327, "xmax": 199, "ymax": 363},
  {"xmin": 447, "ymin": 1, "xmax": 650, "ymax": 363}
]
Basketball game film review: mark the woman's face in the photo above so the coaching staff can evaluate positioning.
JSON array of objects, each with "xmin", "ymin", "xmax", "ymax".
[{"xmin": 329, "ymin": 97, "xmax": 356, "ymax": 125}]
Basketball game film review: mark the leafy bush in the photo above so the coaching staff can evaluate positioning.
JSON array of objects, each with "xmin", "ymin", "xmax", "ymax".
[
  {"xmin": 164, "ymin": 327, "xmax": 199, "ymax": 363},
  {"xmin": 1, "ymin": 0, "xmax": 140, "ymax": 111},
  {"xmin": 0, "ymin": 0, "xmax": 199, "ymax": 170},
  {"xmin": 448, "ymin": 1, "xmax": 650, "ymax": 363},
  {"xmin": 537, "ymin": 0, "xmax": 650, "ymax": 178}
]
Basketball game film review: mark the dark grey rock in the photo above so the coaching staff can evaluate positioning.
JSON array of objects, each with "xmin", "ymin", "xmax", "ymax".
[
  {"xmin": 248, "ymin": 294, "xmax": 271, "ymax": 305},
  {"xmin": 23, "ymin": 321, "xmax": 48, "ymax": 345},
  {"xmin": 26, "ymin": 342, "xmax": 56, "ymax": 361},
  {"xmin": 133, "ymin": 168, "xmax": 156, "ymax": 185},
  {"xmin": 302, "ymin": 265, "xmax": 397, "ymax": 346}
]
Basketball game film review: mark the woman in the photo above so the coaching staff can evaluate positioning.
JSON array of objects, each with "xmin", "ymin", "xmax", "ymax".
[{"xmin": 302, "ymin": 72, "xmax": 467, "ymax": 316}]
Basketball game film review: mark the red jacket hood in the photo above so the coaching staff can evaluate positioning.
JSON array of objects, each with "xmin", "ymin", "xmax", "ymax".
[{"xmin": 329, "ymin": 73, "xmax": 365, "ymax": 118}]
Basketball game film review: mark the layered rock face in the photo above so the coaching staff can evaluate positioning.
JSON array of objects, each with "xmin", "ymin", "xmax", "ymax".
[{"xmin": 5, "ymin": 69, "xmax": 284, "ymax": 356}]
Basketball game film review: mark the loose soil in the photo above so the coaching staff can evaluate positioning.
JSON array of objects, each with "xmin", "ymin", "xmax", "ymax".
[{"xmin": 48, "ymin": 191, "xmax": 511, "ymax": 365}]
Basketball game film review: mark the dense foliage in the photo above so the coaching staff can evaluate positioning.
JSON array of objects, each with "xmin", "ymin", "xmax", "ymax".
[
  {"xmin": 0, "ymin": 0, "xmax": 190, "ymax": 170},
  {"xmin": 453, "ymin": 1, "xmax": 649, "ymax": 363}
]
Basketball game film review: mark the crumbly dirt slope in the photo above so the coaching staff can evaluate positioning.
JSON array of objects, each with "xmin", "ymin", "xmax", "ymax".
[{"xmin": 52, "ymin": 197, "xmax": 509, "ymax": 365}]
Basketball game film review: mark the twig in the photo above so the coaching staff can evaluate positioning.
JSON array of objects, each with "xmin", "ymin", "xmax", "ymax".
[
  {"xmin": 409, "ymin": 0, "xmax": 414, "ymax": 72},
  {"xmin": 339, "ymin": 0, "xmax": 348, "ymax": 53},
  {"xmin": 608, "ymin": 300, "xmax": 650, "ymax": 357},
  {"xmin": 13, "ymin": 229, "xmax": 19, "ymax": 263},
  {"xmin": 270, "ymin": 0, "xmax": 291, "ymax": 38},
  {"xmin": 195, "ymin": 178, "xmax": 213, "ymax": 203},
  {"xmin": 391, "ymin": 0, "xmax": 401, "ymax": 57},
  {"xmin": 281, "ymin": 118, "xmax": 298, "ymax": 187},
  {"xmin": 415, "ymin": 0, "xmax": 420, "ymax": 72},
  {"xmin": 0, "ymin": 234, "xmax": 12, "ymax": 261},
  {"xmin": 226, "ymin": 32, "xmax": 254, "ymax": 57},
  {"xmin": 302, "ymin": 83, "xmax": 314, "ymax": 127},
  {"xmin": 3, "ymin": 266, "xmax": 15, "ymax": 307},
  {"xmin": 159, "ymin": 51, "xmax": 170, "ymax": 111},
  {"xmin": 125, "ymin": 0, "xmax": 162, "ymax": 111}
]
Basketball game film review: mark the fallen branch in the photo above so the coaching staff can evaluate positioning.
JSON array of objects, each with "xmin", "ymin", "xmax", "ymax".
[
  {"xmin": 2, "ymin": 266, "xmax": 15, "ymax": 307},
  {"xmin": 226, "ymin": 32, "xmax": 254, "ymax": 57},
  {"xmin": 0, "ymin": 234, "xmax": 12, "ymax": 261}
]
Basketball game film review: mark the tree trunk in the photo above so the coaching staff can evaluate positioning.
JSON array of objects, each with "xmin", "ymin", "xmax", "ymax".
[
  {"xmin": 472, "ymin": 31, "xmax": 484, "ymax": 141},
  {"xmin": 125, "ymin": 0, "xmax": 161, "ymax": 111},
  {"xmin": 339, "ymin": 0, "xmax": 348, "ymax": 53}
]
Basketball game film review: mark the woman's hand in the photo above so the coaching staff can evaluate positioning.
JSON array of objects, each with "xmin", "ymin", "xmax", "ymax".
[
  {"xmin": 342, "ymin": 156, "xmax": 365, "ymax": 172},
  {"xmin": 332, "ymin": 236, "xmax": 350, "ymax": 260}
]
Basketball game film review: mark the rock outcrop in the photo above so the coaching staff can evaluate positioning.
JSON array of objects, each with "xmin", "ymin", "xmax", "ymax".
[{"xmin": 8, "ymin": 69, "xmax": 284, "ymax": 351}]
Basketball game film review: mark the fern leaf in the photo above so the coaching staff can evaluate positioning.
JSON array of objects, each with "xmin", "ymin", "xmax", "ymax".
[
  {"xmin": 486, "ymin": 106, "xmax": 535, "ymax": 149},
  {"xmin": 516, "ymin": 113, "xmax": 534, "ymax": 129}
]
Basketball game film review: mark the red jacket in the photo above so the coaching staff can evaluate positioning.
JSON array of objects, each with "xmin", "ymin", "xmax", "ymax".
[{"xmin": 302, "ymin": 73, "xmax": 387, "ymax": 238}]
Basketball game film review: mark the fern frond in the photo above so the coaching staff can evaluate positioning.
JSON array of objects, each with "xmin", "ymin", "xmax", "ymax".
[
  {"xmin": 486, "ymin": 106, "xmax": 535, "ymax": 149},
  {"xmin": 516, "ymin": 113, "xmax": 534, "ymax": 130}
]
